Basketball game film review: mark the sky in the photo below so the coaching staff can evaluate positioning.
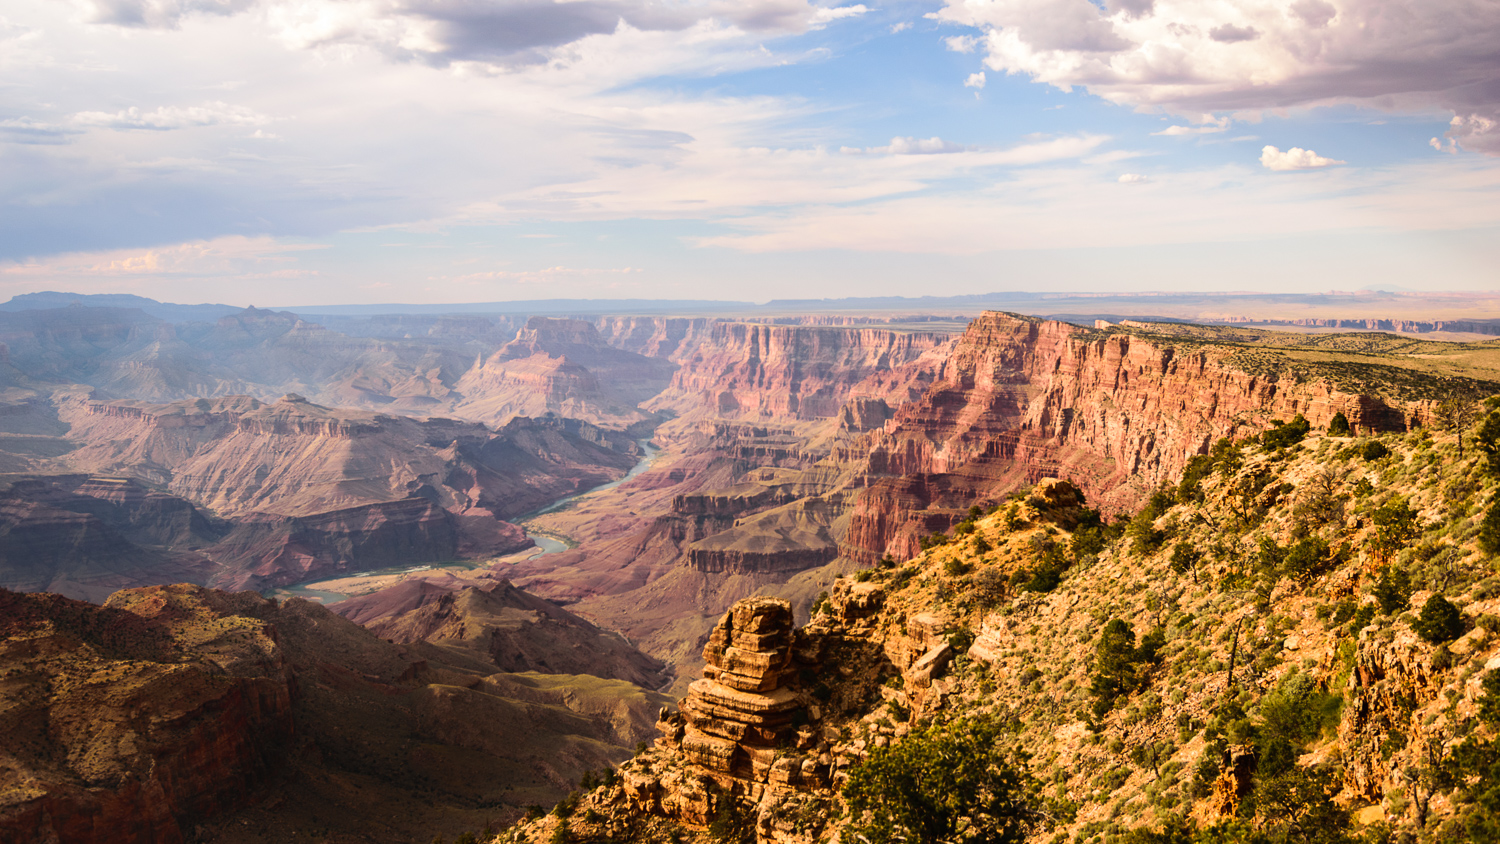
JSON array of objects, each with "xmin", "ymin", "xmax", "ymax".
[{"xmin": 1, "ymin": 0, "xmax": 1499, "ymax": 307}]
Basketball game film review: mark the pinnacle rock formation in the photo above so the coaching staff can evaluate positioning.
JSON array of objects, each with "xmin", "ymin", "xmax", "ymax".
[{"xmin": 672, "ymin": 598, "xmax": 803, "ymax": 781}]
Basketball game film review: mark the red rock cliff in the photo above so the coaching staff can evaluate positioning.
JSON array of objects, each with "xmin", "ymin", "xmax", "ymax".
[
  {"xmin": 635, "ymin": 321, "xmax": 953, "ymax": 421},
  {"xmin": 844, "ymin": 312, "xmax": 1416, "ymax": 564}
]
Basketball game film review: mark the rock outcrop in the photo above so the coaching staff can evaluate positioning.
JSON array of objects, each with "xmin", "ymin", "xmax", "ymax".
[
  {"xmin": 0, "ymin": 586, "xmax": 296, "ymax": 844},
  {"xmin": 639, "ymin": 321, "xmax": 953, "ymax": 422},
  {"xmin": 333, "ymin": 574, "xmax": 671, "ymax": 688},
  {"xmin": 453, "ymin": 316, "xmax": 676, "ymax": 428},
  {"xmin": 671, "ymin": 599, "xmax": 803, "ymax": 779},
  {"xmin": 0, "ymin": 582, "xmax": 675, "ymax": 844},
  {"xmin": 843, "ymin": 312, "xmax": 1421, "ymax": 564}
]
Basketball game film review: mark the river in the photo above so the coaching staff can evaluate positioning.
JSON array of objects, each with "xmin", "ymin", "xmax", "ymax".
[{"xmin": 271, "ymin": 438, "xmax": 660, "ymax": 604}]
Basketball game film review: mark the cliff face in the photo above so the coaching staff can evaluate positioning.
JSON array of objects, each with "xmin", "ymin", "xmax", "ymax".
[
  {"xmin": 58, "ymin": 394, "xmax": 636, "ymax": 520},
  {"xmin": 207, "ymin": 497, "xmax": 509, "ymax": 591},
  {"xmin": 453, "ymin": 316, "xmax": 676, "ymax": 428},
  {"xmin": 843, "ymin": 312, "xmax": 1417, "ymax": 564},
  {"xmin": 0, "ymin": 491, "xmax": 217, "ymax": 602},
  {"xmin": 638, "ymin": 321, "xmax": 952, "ymax": 421},
  {"xmin": 0, "ymin": 586, "xmax": 297, "ymax": 844},
  {"xmin": 0, "ymin": 582, "xmax": 677, "ymax": 844},
  {"xmin": 28, "ymin": 394, "xmax": 636, "ymax": 590}
]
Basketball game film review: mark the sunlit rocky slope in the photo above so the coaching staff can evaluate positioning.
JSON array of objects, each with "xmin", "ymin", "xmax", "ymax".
[{"xmin": 499, "ymin": 414, "xmax": 1500, "ymax": 844}]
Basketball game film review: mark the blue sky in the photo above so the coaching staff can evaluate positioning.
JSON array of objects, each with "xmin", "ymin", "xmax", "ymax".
[{"xmin": 2, "ymin": 0, "xmax": 1497, "ymax": 306}]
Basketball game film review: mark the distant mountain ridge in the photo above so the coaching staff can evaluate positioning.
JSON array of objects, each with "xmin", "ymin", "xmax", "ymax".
[{"xmin": 0, "ymin": 291, "xmax": 240, "ymax": 323}]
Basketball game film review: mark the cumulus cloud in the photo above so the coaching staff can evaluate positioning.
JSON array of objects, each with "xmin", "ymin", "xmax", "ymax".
[
  {"xmin": 890, "ymin": 21, "xmax": 911, "ymax": 33},
  {"xmin": 1260, "ymin": 145, "xmax": 1344, "ymax": 170},
  {"xmin": 72, "ymin": 102, "xmax": 270, "ymax": 130},
  {"xmin": 964, "ymin": 72, "xmax": 986, "ymax": 89},
  {"xmin": 934, "ymin": 0, "xmax": 1500, "ymax": 154},
  {"xmin": 1118, "ymin": 172, "xmax": 1147, "ymax": 182}
]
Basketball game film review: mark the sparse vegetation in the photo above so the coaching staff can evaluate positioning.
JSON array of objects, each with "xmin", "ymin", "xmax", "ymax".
[{"xmin": 842, "ymin": 717, "xmax": 1045, "ymax": 844}]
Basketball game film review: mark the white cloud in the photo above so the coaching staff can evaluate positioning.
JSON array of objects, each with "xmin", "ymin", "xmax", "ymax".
[
  {"xmin": 934, "ymin": 0, "xmax": 1500, "ymax": 154},
  {"xmin": 0, "ymin": 116, "xmax": 80, "ymax": 144},
  {"xmin": 887, "ymin": 136, "xmax": 965, "ymax": 154},
  {"xmin": 1118, "ymin": 172, "xmax": 1147, "ymax": 183},
  {"xmin": 72, "ymin": 102, "xmax": 270, "ymax": 130},
  {"xmin": 944, "ymin": 34, "xmax": 980, "ymax": 53},
  {"xmin": 0, "ymin": 235, "xmax": 325, "ymax": 278},
  {"xmin": 1207, "ymin": 23, "xmax": 1258, "ymax": 43},
  {"xmin": 1259, "ymin": 145, "xmax": 1344, "ymax": 170},
  {"xmin": 964, "ymin": 71, "xmax": 986, "ymax": 89},
  {"xmin": 79, "ymin": 0, "xmax": 257, "ymax": 29},
  {"xmin": 890, "ymin": 21, "xmax": 912, "ymax": 33},
  {"xmin": 1153, "ymin": 116, "xmax": 1230, "ymax": 136}
]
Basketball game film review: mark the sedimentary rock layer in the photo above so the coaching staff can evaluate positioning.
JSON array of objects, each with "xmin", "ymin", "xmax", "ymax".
[{"xmin": 842, "ymin": 312, "xmax": 1419, "ymax": 563}]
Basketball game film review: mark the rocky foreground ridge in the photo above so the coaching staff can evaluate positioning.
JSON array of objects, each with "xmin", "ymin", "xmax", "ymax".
[
  {"xmin": 498, "ymin": 416, "xmax": 1500, "ymax": 844},
  {"xmin": 0, "ymin": 582, "xmax": 671, "ymax": 844}
]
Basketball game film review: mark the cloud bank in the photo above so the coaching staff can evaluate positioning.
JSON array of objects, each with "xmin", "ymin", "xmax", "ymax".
[
  {"xmin": 935, "ymin": 0, "xmax": 1500, "ymax": 154},
  {"xmin": 83, "ymin": 0, "xmax": 867, "ymax": 66}
]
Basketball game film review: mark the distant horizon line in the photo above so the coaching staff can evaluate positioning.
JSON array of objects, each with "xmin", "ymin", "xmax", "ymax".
[{"xmin": 8, "ymin": 287, "xmax": 1500, "ymax": 315}]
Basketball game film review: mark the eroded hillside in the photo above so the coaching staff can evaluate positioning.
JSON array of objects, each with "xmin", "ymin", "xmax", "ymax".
[
  {"xmin": 497, "ymin": 413, "xmax": 1500, "ymax": 844},
  {"xmin": 0, "ymin": 583, "xmax": 672, "ymax": 844}
]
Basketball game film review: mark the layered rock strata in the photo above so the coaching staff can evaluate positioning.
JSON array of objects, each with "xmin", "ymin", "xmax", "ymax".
[
  {"xmin": 0, "ymin": 582, "xmax": 674, "ymax": 844},
  {"xmin": 843, "ymin": 312, "xmax": 1423, "ymax": 564},
  {"xmin": 666, "ymin": 599, "xmax": 813, "ymax": 785},
  {"xmin": 453, "ymin": 316, "xmax": 676, "ymax": 428}
]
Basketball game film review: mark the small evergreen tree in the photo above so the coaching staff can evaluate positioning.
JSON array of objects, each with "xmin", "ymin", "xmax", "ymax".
[
  {"xmin": 1170, "ymin": 542, "xmax": 1201, "ymax": 582},
  {"xmin": 1414, "ymin": 594, "xmax": 1464, "ymax": 644},
  {"xmin": 1328, "ymin": 412, "xmax": 1351, "ymax": 436},
  {"xmin": 1479, "ymin": 410, "xmax": 1500, "ymax": 475},
  {"xmin": 1373, "ymin": 566, "xmax": 1412, "ymax": 615},
  {"xmin": 1434, "ymin": 395, "xmax": 1480, "ymax": 458},
  {"xmin": 1481, "ymin": 497, "xmax": 1500, "ymax": 554},
  {"xmin": 1370, "ymin": 497, "xmax": 1420, "ymax": 564}
]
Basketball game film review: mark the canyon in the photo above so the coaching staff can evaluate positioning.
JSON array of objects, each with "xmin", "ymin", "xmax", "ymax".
[{"xmin": 3, "ymin": 292, "xmax": 1498, "ymax": 842}]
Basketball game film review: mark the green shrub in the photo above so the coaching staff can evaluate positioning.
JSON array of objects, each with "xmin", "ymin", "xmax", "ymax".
[
  {"xmin": 1414, "ymin": 594, "xmax": 1465, "ymax": 644},
  {"xmin": 1072, "ymin": 526, "xmax": 1106, "ymax": 559},
  {"xmin": 1480, "ymin": 498, "xmax": 1500, "ymax": 554},
  {"xmin": 1370, "ymin": 497, "xmax": 1420, "ymax": 564},
  {"xmin": 1478, "ymin": 410, "xmax": 1500, "ymax": 475},
  {"xmin": 1090, "ymin": 620, "xmax": 1166, "ymax": 716},
  {"xmin": 1328, "ymin": 412, "xmax": 1351, "ymax": 436},
  {"xmin": 1170, "ymin": 543, "xmax": 1201, "ymax": 581},
  {"xmin": 1282, "ymin": 536, "xmax": 1333, "ymax": 581},
  {"xmin": 1261, "ymin": 414, "xmax": 1311, "ymax": 450},
  {"xmin": 842, "ymin": 717, "xmax": 1044, "ymax": 844},
  {"xmin": 1258, "ymin": 671, "xmax": 1342, "ymax": 751},
  {"xmin": 1361, "ymin": 440, "xmax": 1390, "ymax": 461},
  {"xmin": 1373, "ymin": 566, "xmax": 1412, "ymax": 615}
]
